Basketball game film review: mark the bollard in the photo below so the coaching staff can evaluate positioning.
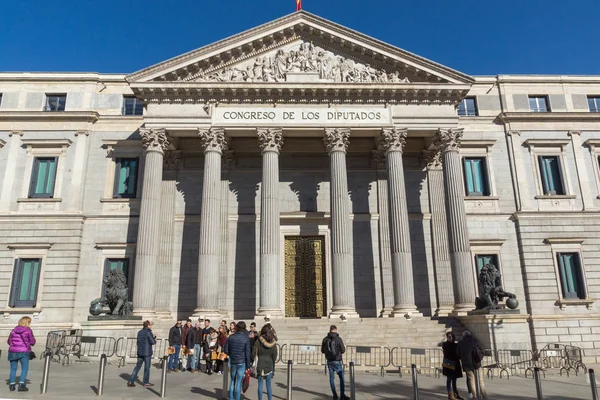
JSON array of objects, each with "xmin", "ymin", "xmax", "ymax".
[
  {"xmin": 41, "ymin": 350, "xmax": 51, "ymax": 394},
  {"xmin": 287, "ymin": 360, "xmax": 293, "ymax": 400},
  {"xmin": 590, "ymin": 369, "xmax": 599, "ymax": 400},
  {"xmin": 534, "ymin": 367, "xmax": 543, "ymax": 400},
  {"xmin": 411, "ymin": 363, "xmax": 419, "ymax": 400},
  {"xmin": 97, "ymin": 354, "xmax": 107, "ymax": 396},
  {"xmin": 222, "ymin": 362, "xmax": 229, "ymax": 400},
  {"xmin": 160, "ymin": 356, "xmax": 168, "ymax": 398},
  {"xmin": 474, "ymin": 368, "xmax": 482, "ymax": 400},
  {"xmin": 349, "ymin": 361, "xmax": 356, "ymax": 400}
]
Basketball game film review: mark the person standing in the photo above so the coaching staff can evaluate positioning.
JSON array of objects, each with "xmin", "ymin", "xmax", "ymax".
[
  {"xmin": 248, "ymin": 322, "xmax": 258, "ymax": 346},
  {"xmin": 168, "ymin": 320, "xmax": 183, "ymax": 372},
  {"xmin": 253, "ymin": 325, "xmax": 278, "ymax": 400},
  {"xmin": 457, "ymin": 330, "xmax": 486, "ymax": 400},
  {"xmin": 220, "ymin": 319, "xmax": 229, "ymax": 334},
  {"xmin": 224, "ymin": 321, "xmax": 251, "ymax": 400},
  {"xmin": 190, "ymin": 321, "xmax": 203, "ymax": 372},
  {"xmin": 203, "ymin": 328, "xmax": 218, "ymax": 375},
  {"xmin": 185, "ymin": 322, "xmax": 197, "ymax": 372},
  {"xmin": 7, "ymin": 316, "xmax": 36, "ymax": 392},
  {"xmin": 181, "ymin": 319, "xmax": 192, "ymax": 370},
  {"xmin": 127, "ymin": 320, "xmax": 156, "ymax": 387},
  {"xmin": 216, "ymin": 326, "xmax": 228, "ymax": 375},
  {"xmin": 442, "ymin": 332, "xmax": 463, "ymax": 400},
  {"xmin": 321, "ymin": 325, "xmax": 349, "ymax": 400},
  {"xmin": 229, "ymin": 321, "xmax": 237, "ymax": 334}
]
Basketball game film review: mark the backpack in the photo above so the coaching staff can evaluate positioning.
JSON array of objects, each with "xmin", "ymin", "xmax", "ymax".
[
  {"xmin": 325, "ymin": 337, "xmax": 338, "ymax": 359},
  {"xmin": 472, "ymin": 345, "xmax": 484, "ymax": 364}
]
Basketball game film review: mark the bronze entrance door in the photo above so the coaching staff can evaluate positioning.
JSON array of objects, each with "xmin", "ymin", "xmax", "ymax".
[{"xmin": 284, "ymin": 236, "xmax": 326, "ymax": 317}]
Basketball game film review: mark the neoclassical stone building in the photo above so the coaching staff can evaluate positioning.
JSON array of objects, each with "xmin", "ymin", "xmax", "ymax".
[{"xmin": 1, "ymin": 11, "xmax": 600, "ymax": 360}]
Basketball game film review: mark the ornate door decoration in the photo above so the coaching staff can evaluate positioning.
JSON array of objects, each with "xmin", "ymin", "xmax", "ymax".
[{"xmin": 284, "ymin": 236, "xmax": 326, "ymax": 317}]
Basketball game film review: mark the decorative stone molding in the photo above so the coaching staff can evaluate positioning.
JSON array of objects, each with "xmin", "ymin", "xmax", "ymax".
[
  {"xmin": 257, "ymin": 128, "xmax": 284, "ymax": 153},
  {"xmin": 222, "ymin": 150, "xmax": 234, "ymax": 168},
  {"xmin": 435, "ymin": 128, "xmax": 463, "ymax": 153},
  {"xmin": 74, "ymin": 131, "xmax": 90, "ymax": 137},
  {"xmin": 422, "ymin": 149, "xmax": 442, "ymax": 170},
  {"xmin": 140, "ymin": 128, "xmax": 169, "ymax": 154},
  {"xmin": 198, "ymin": 128, "xmax": 228, "ymax": 154},
  {"xmin": 164, "ymin": 150, "xmax": 182, "ymax": 170},
  {"xmin": 372, "ymin": 149, "xmax": 386, "ymax": 169},
  {"xmin": 378, "ymin": 128, "xmax": 407, "ymax": 154},
  {"xmin": 323, "ymin": 128, "xmax": 350, "ymax": 154},
  {"xmin": 8, "ymin": 131, "xmax": 23, "ymax": 137}
]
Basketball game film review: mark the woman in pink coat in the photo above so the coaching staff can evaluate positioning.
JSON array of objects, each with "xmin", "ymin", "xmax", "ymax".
[{"xmin": 7, "ymin": 316, "xmax": 36, "ymax": 392}]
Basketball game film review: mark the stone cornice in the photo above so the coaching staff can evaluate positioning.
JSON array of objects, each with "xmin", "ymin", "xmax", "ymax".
[
  {"xmin": 0, "ymin": 111, "xmax": 99, "ymax": 123},
  {"xmin": 498, "ymin": 112, "xmax": 600, "ymax": 123}
]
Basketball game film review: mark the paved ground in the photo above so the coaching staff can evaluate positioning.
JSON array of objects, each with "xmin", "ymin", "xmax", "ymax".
[{"xmin": 0, "ymin": 360, "xmax": 597, "ymax": 399}]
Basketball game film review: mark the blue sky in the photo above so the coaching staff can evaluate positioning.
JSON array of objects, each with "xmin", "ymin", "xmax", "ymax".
[{"xmin": 0, "ymin": 0, "xmax": 597, "ymax": 76}]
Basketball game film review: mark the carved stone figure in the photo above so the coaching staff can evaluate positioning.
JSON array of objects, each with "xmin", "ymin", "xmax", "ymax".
[
  {"xmin": 89, "ymin": 269, "xmax": 133, "ymax": 317},
  {"xmin": 475, "ymin": 263, "xmax": 518, "ymax": 310},
  {"xmin": 274, "ymin": 49, "xmax": 287, "ymax": 79}
]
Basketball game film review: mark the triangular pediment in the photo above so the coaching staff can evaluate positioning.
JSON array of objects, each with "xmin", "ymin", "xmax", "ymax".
[{"xmin": 127, "ymin": 11, "xmax": 473, "ymax": 86}]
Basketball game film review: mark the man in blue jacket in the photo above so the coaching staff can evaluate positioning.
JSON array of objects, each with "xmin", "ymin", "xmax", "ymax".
[
  {"xmin": 223, "ymin": 321, "xmax": 251, "ymax": 400},
  {"xmin": 128, "ymin": 320, "xmax": 156, "ymax": 387}
]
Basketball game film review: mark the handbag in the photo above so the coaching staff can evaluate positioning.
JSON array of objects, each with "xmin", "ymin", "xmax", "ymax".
[
  {"xmin": 242, "ymin": 369, "xmax": 251, "ymax": 393},
  {"xmin": 29, "ymin": 351, "xmax": 36, "ymax": 360},
  {"xmin": 218, "ymin": 352, "xmax": 227, "ymax": 361},
  {"xmin": 442, "ymin": 358, "xmax": 457, "ymax": 370},
  {"xmin": 168, "ymin": 346, "xmax": 176, "ymax": 355},
  {"xmin": 211, "ymin": 351, "xmax": 219, "ymax": 361}
]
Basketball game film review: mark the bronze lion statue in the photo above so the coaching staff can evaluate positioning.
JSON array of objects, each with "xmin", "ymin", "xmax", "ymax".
[{"xmin": 89, "ymin": 269, "xmax": 133, "ymax": 316}]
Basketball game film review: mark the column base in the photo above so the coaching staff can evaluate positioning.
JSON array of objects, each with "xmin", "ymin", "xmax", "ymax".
[
  {"xmin": 451, "ymin": 303, "xmax": 476, "ymax": 317},
  {"xmin": 435, "ymin": 306, "xmax": 455, "ymax": 317},
  {"xmin": 132, "ymin": 308, "xmax": 156, "ymax": 319},
  {"xmin": 254, "ymin": 309, "xmax": 284, "ymax": 323},
  {"xmin": 391, "ymin": 306, "xmax": 421, "ymax": 319},
  {"xmin": 154, "ymin": 311, "xmax": 173, "ymax": 320},
  {"xmin": 329, "ymin": 309, "xmax": 360, "ymax": 320},
  {"xmin": 191, "ymin": 309, "xmax": 222, "ymax": 322},
  {"xmin": 379, "ymin": 307, "xmax": 393, "ymax": 318}
]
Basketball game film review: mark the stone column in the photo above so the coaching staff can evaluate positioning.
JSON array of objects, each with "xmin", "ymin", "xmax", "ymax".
[
  {"xmin": 257, "ymin": 128, "xmax": 284, "ymax": 317},
  {"xmin": 154, "ymin": 150, "xmax": 182, "ymax": 319},
  {"xmin": 435, "ymin": 128, "xmax": 475, "ymax": 312},
  {"xmin": 193, "ymin": 128, "xmax": 227, "ymax": 319},
  {"xmin": 133, "ymin": 128, "xmax": 169, "ymax": 317},
  {"xmin": 378, "ymin": 128, "xmax": 417, "ymax": 316},
  {"xmin": 324, "ymin": 128, "xmax": 357, "ymax": 317},
  {"xmin": 424, "ymin": 149, "xmax": 455, "ymax": 316}
]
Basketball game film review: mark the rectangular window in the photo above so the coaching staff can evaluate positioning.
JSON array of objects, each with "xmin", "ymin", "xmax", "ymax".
[
  {"xmin": 44, "ymin": 94, "xmax": 66, "ymax": 112},
  {"xmin": 557, "ymin": 253, "xmax": 585, "ymax": 299},
  {"xmin": 458, "ymin": 97, "xmax": 478, "ymax": 116},
  {"xmin": 463, "ymin": 157, "xmax": 489, "ymax": 196},
  {"xmin": 122, "ymin": 96, "xmax": 143, "ymax": 116},
  {"xmin": 102, "ymin": 259, "xmax": 129, "ymax": 296},
  {"xmin": 28, "ymin": 157, "xmax": 58, "ymax": 198},
  {"xmin": 538, "ymin": 156, "xmax": 565, "ymax": 195},
  {"xmin": 589, "ymin": 96, "xmax": 600, "ymax": 113},
  {"xmin": 475, "ymin": 254, "xmax": 499, "ymax": 276},
  {"xmin": 529, "ymin": 96, "xmax": 550, "ymax": 112},
  {"xmin": 9, "ymin": 259, "xmax": 42, "ymax": 308},
  {"xmin": 113, "ymin": 158, "xmax": 139, "ymax": 198}
]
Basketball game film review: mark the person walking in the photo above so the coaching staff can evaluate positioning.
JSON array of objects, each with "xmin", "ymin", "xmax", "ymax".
[
  {"xmin": 224, "ymin": 321, "xmax": 251, "ymax": 400},
  {"xmin": 457, "ymin": 330, "xmax": 487, "ymax": 400},
  {"xmin": 7, "ymin": 316, "xmax": 36, "ymax": 392},
  {"xmin": 442, "ymin": 332, "xmax": 463, "ymax": 400},
  {"xmin": 168, "ymin": 320, "xmax": 183, "ymax": 372},
  {"xmin": 127, "ymin": 320, "xmax": 156, "ymax": 387},
  {"xmin": 253, "ymin": 324, "xmax": 278, "ymax": 400},
  {"xmin": 321, "ymin": 325, "xmax": 349, "ymax": 400},
  {"xmin": 190, "ymin": 321, "xmax": 203, "ymax": 372}
]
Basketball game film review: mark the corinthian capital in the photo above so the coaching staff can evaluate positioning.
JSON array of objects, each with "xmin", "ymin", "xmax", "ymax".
[
  {"xmin": 257, "ymin": 128, "xmax": 283, "ymax": 153},
  {"xmin": 140, "ymin": 128, "xmax": 169, "ymax": 154},
  {"xmin": 423, "ymin": 149, "xmax": 442, "ymax": 170},
  {"xmin": 199, "ymin": 128, "xmax": 228, "ymax": 154},
  {"xmin": 378, "ymin": 128, "xmax": 408, "ymax": 154},
  {"xmin": 323, "ymin": 128, "xmax": 350, "ymax": 154},
  {"xmin": 435, "ymin": 128, "xmax": 464, "ymax": 153}
]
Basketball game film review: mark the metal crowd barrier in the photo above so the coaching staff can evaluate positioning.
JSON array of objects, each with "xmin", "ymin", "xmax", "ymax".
[
  {"xmin": 390, "ymin": 347, "xmax": 443, "ymax": 378},
  {"xmin": 45, "ymin": 329, "xmax": 83, "ymax": 364},
  {"xmin": 495, "ymin": 349, "xmax": 535, "ymax": 379},
  {"xmin": 344, "ymin": 346, "xmax": 391, "ymax": 376},
  {"xmin": 536, "ymin": 343, "xmax": 587, "ymax": 376},
  {"xmin": 279, "ymin": 343, "xmax": 326, "ymax": 367},
  {"xmin": 114, "ymin": 337, "xmax": 169, "ymax": 367},
  {"xmin": 63, "ymin": 336, "xmax": 116, "ymax": 365}
]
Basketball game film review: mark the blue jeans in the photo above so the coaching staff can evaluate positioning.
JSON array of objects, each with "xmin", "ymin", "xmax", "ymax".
[
  {"xmin": 327, "ymin": 360, "xmax": 345, "ymax": 398},
  {"xmin": 168, "ymin": 345, "xmax": 181, "ymax": 371},
  {"xmin": 129, "ymin": 355, "xmax": 152, "ymax": 384},
  {"xmin": 229, "ymin": 363, "xmax": 246, "ymax": 400},
  {"xmin": 257, "ymin": 372, "xmax": 273, "ymax": 400},
  {"xmin": 9, "ymin": 352, "xmax": 30, "ymax": 384},
  {"xmin": 190, "ymin": 344, "xmax": 201, "ymax": 370}
]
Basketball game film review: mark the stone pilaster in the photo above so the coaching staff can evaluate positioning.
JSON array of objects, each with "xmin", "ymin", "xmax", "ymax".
[
  {"xmin": 154, "ymin": 150, "xmax": 181, "ymax": 319},
  {"xmin": 423, "ymin": 149, "xmax": 455, "ymax": 316},
  {"xmin": 435, "ymin": 128, "xmax": 475, "ymax": 312},
  {"xmin": 324, "ymin": 128, "xmax": 357, "ymax": 317},
  {"xmin": 194, "ymin": 128, "xmax": 227, "ymax": 319},
  {"xmin": 378, "ymin": 128, "xmax": 416, "ymax": 317},
  {"xmin": 133, "ymin": 128, "xmax": 169, "ymax": 317},
  {"xmin": 257, "ymin": 128, "xmax": 284, "ymax": 317}
]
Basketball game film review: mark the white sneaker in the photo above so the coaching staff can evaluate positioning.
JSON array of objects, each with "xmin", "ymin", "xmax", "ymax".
[{"xmin": 217, "ymin": 371, "xmax": 222, "ymax": 375}]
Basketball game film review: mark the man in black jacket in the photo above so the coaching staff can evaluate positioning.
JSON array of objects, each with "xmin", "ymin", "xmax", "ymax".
[
  {"xmin": 127, "ymin": 320, "xmax": 156, "ymax": 387},
  {"xmin": 457, "ymin": 330, "xmax": 487, "ymax": 400},
  {"xmin": 168, "ymin": 320, "xmax": 183, "ymax": 372},
  {"xmin": 224, "ymin": 321, "xmax": 251, "ymax": 400},
  {"xmin": 321, "ymin": 325, "xmax": 349, "ymax": 400}
]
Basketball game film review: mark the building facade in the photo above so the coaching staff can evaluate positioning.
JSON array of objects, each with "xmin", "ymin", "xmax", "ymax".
[{"xmin": 1, "ymin": 11, "xmax": 600, "ymax": 360}]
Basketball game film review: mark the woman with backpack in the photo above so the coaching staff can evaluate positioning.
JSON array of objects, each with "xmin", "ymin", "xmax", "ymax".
[
  {"xmin": 442, "ymin": 332, "xmax": 463, "ymax": 400},
  {"xmin": 252, "ymin": 324, "xmax": 278, "ymax": 400},
  {"xmin": 7, "ymin": 316, "xmax": 36, "ymax": 392}
]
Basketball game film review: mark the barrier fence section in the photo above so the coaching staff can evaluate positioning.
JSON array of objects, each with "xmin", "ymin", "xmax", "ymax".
[
  {"xmin": 45, "ymin": 329, "xmax": 83, "ymax": 364},
  {"xmin": 391, "ymin": 347, "xmax": 443, "ymax": 378},
  {"xmin": 279, "ymin": 343, "xmax": 326, "ymax": 367},
  {"xmin": 536, "ymin": 343, "xmax": 587, "ymax": 376},
  {"xmin": 63, "ymin": 336, "xmax": 117, "ymax": 364},
  {"xmin": 115, "ymin": 337, "xmax": 169, "ymax": 367},
  {"xmin": 495, "ymin": 349, "xmax": 534, "ymax": 379},
  {"xmin": 344, "ymin": 346, "xmax": 391, "ymax": 376}
]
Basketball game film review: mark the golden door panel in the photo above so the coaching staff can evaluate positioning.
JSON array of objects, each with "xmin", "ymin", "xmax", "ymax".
[{"xmin": 284, "ymin": 236, "xmax": 326, "ymax": 317}]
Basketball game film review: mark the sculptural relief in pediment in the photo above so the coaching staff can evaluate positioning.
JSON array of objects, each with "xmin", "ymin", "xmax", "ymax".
[{"xmin": 193, "ymin": 41, "xmax": 411, "ymax": 84}]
